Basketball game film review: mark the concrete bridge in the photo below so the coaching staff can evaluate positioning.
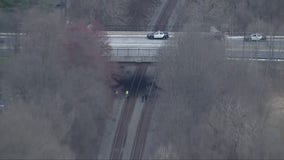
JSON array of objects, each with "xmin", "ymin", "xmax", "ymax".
[
  {"xmin": 1, "ymin": 32, "xmax": 284, "ymax": 62},
  {"xmin": 108, "ymin": 48, "xmax": 158, "ymax": 62}
]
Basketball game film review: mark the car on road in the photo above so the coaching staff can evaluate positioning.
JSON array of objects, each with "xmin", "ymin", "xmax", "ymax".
[
  {"xmin": 147, "ymin": 31, "xmax": 169, "ymax": 39},
  {"xmin": 244, "ymin": 33, "xmax": 266, "ymax": 41},
  {"xmin": 0, "ymin": 99, "xmax": 4, "ymax": 111}
]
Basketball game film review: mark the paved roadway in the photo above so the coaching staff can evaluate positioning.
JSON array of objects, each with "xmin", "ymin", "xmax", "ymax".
[
  {"xmin": 107, "ymin": 31, "xmax": 170, "ymax": 49},
  {"xmin": 106, "ymin": 32, "xmax": 170, "ymax": 59},
  {"xmin": 109, "ymin": 37, "xmax": 165, "ymax": 48},
  {"xmin": 1, "ymin": 32, "xmax": 284, "ymax": 60},
  {"xmin": 226, "ymin": 37, "xmax": 284, "ymax": 60},
  {"xmin": 107, "ymin": 32, "xmax": 284, "ymax": 60}
]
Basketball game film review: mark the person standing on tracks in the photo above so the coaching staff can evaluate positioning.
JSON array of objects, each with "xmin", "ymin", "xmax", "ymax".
[
  {"xmin": 144, "ymin": 94, "xmax": 148, "ymax": 101},
  {"xmin": 125, "ymin": 90, "xmax": 129, "ymax": 99}
]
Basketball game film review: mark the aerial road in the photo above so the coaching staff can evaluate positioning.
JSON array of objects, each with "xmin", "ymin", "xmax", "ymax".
[
  {"xmin": 1, "ymin": 31, "xmax": 284, "ymax": 60},
  {"xmin": 107, "ymin": 32, "xmax": 284, "ymax": 60}
]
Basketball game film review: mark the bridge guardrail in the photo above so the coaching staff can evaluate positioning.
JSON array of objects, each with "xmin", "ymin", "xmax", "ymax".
[
  {"xmin": 226, "ymin": 36, "xmax": 284, "ymax": 40},
  {"xmin": 108, "ymin": 48, "xmax": 159, "ymax": 57},
  {"xmin": 108, "ymin": 48, "xmax": 159, "ymax": 62},
  {"xmin": 1, "ymin": 32, "xmax": 284, "ymax": 39}
]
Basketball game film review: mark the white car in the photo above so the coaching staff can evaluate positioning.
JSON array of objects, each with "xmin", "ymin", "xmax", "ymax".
[
  {"xmin": 147, "ymin": 31, "xmax": 169, "ymax": 39},
  {"xmin": 0, "ymin": 100, "xmax": 4, "ymax": 110},
  {"xmin": 244, "ymin": 33, "xmax": 266, "ymax": 41}
]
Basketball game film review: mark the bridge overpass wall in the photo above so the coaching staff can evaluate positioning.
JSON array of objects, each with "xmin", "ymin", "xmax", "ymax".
[{"xmin": 1, "ymin": 32, "xmax": 284, "ymax": 62}]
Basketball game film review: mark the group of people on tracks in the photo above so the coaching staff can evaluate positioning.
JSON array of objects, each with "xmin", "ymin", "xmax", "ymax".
[{"xmin": 114, "ymin": 89, "xmax": 148, "ymax": 102}]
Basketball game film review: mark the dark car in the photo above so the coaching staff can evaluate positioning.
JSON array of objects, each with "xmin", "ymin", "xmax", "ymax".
[
  {"xmin": 147, "ymin": 31, "xmax": 169, "ymax": 39},
  {"xmin": 244, "ymin": 33, "xmax": 266, "ymax": 41}
]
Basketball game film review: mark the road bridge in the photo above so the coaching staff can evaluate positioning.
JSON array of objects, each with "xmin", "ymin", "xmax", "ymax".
[
  {"xmin": 107, "ymin": 32, "xmax": 284, "ymax": 62},
  {"xmin": 1, "ymin": 32, "xmax": 284, "ymax": 62}
]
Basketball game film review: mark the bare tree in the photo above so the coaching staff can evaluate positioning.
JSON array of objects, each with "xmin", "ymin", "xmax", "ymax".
[
  {"xmin": 126, "ymin": 0, "xmax": 160, "ymax": 29},
  {"xmin": 173, "ymin": 0, "xmax": 284, "ymax": 34},
  {"xmin": 1, "ymin": 8, "xmax": 114, "ymax": 159},
  {"xmin": 0, "ymin": 101, "xmax": 74, "ymax": 159},
  {"xmin": 67, "ymin": 0, "xmax": 130, "ymax": 27},
  {"xmin": 145, "ymin": 22, "xmax": 284, "ymax": 159}
]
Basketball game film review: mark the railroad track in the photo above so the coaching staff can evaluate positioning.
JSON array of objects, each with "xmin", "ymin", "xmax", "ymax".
[
  {"xmin": 110, "ymin": 1, "xmax": 177, "ymax": 158},
  {"xmin": 109, "ymin": 64, "xmax": 148, "ymax": 160},
  {"xmin": 130, "ymin": 91, "xmax": 157, "ymax": 159},
  {"xmin": 153, "ymin": 0, "xmax": 178, "ymax": 31},
  {"xmin": 126, "ymin": 1, "xmax": 178, "ymax": 159}
]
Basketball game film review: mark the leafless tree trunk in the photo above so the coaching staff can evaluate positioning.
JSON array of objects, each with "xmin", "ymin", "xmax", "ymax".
[
  {"xmin": 1, "ymin": 8, "xmax": 113, "ymax": 159},
  {"xmin": 146, "ymin": 22, "xmax": 284, "ymax": 159}
]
